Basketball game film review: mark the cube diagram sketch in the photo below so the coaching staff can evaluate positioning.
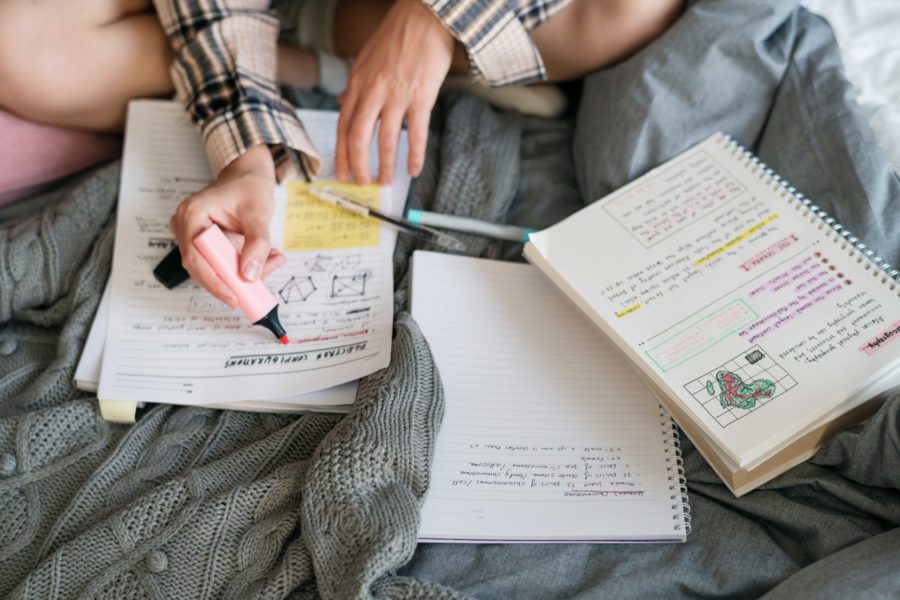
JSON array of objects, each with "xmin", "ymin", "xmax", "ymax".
[
  {"xmin": 305, "ymin": 254, "xmax": 333, "ymax": 272},
  {"xmin": 339, "ymin": 254, "xmax": 362, "ymax": 270},
  {"xmin": 279, "ymin": 276, "xmax": 317, "ymax": 303},
  {"xmin": 331, "ymin": 274, "xmax": 367, "ymax": 298}
]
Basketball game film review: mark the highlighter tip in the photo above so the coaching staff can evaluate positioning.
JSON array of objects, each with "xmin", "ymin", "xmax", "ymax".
[{"xmin": 280, "ymin": 335, "xmax": 289, "ymax": 345}]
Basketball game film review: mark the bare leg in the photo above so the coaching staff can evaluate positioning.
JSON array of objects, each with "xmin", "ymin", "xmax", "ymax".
[
  {"xmin": 282, "ymin": 0, "xmax": 682, "ymax": 87},
  {"xmin": 532, "ymin": 0, "xmax": 684, "ymax": 81},
  {"xmin": 0, "ymin": 0, "xmax": 173, "ymax": 131},
  {"xmin": 277, "ymin": 46, "xmax": 321, "ymax": 91}
]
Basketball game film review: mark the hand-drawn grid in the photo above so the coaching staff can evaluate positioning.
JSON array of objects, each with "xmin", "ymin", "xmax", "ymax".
[
  {"xmin": 279, "ymin": 276, "xmax": 317, "ymax": 303},
  {"xmin": 683, "ymin": 345, "xmax": 798, "ymax": 428}
]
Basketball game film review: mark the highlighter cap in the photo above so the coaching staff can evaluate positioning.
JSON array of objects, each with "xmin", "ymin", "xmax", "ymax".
[
  {"xmin": 153, "ymin": 247, "xmax": 190, "ymax": 289},
  {"xmin": 192, "ymin": 225, "xmax": 277, "ymax": 323}
]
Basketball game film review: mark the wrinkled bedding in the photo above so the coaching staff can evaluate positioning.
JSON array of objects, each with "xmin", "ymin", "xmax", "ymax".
[{"xmin": 1, "ymin": 0, "xmax": 899, "ymax": 597}]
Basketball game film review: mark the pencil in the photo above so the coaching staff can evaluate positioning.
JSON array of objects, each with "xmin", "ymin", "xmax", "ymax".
[{"xmin": 306, "ymin": 187, "xmax": 468, "ymax": 252}]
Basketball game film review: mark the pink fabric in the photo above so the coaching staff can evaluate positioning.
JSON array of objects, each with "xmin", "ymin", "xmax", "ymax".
[{"xmin": 0, "ymin": 109, "xmax": 122, "ymax": 206}]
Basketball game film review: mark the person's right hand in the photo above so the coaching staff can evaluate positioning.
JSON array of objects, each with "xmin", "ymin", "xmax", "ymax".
[
  {"xmin": 169, "ymin": 143, "xmax": 285, "ymax": 308},
  {"xmin": 334, "ymin": 0, "xmax": 455, "ymax": 186}
]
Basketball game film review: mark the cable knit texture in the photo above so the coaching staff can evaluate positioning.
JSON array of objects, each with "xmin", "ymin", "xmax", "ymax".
[{"xmin": 0, "ymin": 94, "xmax": 515, "ymax": 599}]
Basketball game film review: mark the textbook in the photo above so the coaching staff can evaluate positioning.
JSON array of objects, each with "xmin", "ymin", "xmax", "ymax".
[
  {"xmin": 524, "ymin": 134, "xmax": 900, "ymax": 496},
  {"xmin": 411, "ymin": 252, "xmax": 689, "ymax": 542},
  {"xmin": 75, "ymin": 100, "xmax": 410, "ymax": 422}
]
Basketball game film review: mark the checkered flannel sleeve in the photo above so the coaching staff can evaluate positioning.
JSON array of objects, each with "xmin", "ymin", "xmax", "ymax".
[
  {"xmin": 152, "ymin": 0, "xmax": 321, "ymax": 180},
  {"xmin": 421, "ymin": 0, "xmax": 572, "ymax": 85}
]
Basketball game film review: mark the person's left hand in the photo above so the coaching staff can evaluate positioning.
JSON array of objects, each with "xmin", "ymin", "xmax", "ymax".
[{"xmin": 334, "ymin": 0, "xmax": 454, "ymax": 186}]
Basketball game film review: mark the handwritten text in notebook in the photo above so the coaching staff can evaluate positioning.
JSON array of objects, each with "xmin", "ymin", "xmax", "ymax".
[
  {"xmin": 98, "ymin": 101, "xmax": 410, "ymax": 405},
  {"xmin": 285, "ymin": 181, "xmax": 381, "ymax": 251},
  {"xmin": 526, "ymin": 133, "xmax": 900, "ymax": 471},
  {"xmin": 603, "ymin": 151, "xmax": 747, "ymax": 247},
  {"xmin": 412, "ymin": 252, "xmax": 687, "ymax": 543}
]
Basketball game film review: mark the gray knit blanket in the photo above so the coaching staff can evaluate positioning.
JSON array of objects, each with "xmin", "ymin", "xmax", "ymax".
[{"xmin": 2, "ymin": 1, "xmax": 900, "ymax": 598}]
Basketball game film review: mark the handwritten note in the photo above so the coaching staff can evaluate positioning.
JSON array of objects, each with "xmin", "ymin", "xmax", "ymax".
[
  {"xmin": 527, "ymin": 132, "xmax": 900, "ymax": 467},
  {"xmin": 859, "ymin": 319, "xmax": 900, "ymax": 356},
  {"xmin": 74, "ymin": 284, "xmax": 359, "ymax": 411},
  {"xmin": 778, "ymin": 290, "xmax": 887, "ymax": 363},
  {"xmin": 601, "ymin": 151, "xmax": 746, "ymax": 248},
  {"xmin": 285, "ymin": 181, "xmax": 381, "ymax": 251},
  {"xmin": 598, "ymin": 194, "xmax": 783, "ymax": 313},
  {"xmin": 647, "ymin": 300, "xmax": 757, "ymax": 371},
  {"xmin": 98, "ymin": 101, "xmax": 410, "ymax": 405},
  {"xmin": 412, "ymin": 252, "xmax": 686, "ymax": 542}
]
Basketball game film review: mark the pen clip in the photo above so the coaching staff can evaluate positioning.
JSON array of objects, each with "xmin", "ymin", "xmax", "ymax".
[
  {"xmin": 308, "ymin": 186, "xmax": 370, "ymax": 217},
  {"xmin": 417, "ymin": 225, "xmax": 468, "ymax": 252},
  {"xmin": 308, "ymin": 185, "xmax": 468, "ymax": 253}
]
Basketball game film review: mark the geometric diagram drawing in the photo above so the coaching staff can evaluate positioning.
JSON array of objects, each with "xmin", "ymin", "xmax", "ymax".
[
  {"xmin": 304, "ymin": 254, "xmax": 333, "ymax": 272},
  {"xmin": 278, "ymin": 276, "xmax": 317, "ymax": 303},
  {"xmin": 339, "ymin": 254, "xmax": 362, "ymax": 270},
  {"xmin": 711, "ymin": 371, "xmax": 776, "ymax": 410},
  {"xmin": 330, "ymin": 273, "xmax": 367, "ymax": 298},
  {"xmin": 683, "ymin": 345, "xmax": 797, "ymax": 428}
]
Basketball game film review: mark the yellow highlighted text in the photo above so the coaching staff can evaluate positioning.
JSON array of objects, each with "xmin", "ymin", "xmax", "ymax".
[
  {"xmin": 695, "ymin": 213, "xmax": 779, "ymax": 267},
  {"xmin": 615, "ymin": 303, "xmax": 643, "ymax": 318},
  {"xmin": 285, "ymin": 180, "xmax": 381, "ymax": 251}
]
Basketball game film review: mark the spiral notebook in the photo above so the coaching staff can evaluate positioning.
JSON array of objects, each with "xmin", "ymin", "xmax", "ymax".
[
  {"xmin": 524, "ymin": 133, "xmax": 900, "ymax": 495},
  {"xmin": 411, "ymin": 252, "xmax": 689, "ymax": 543}
]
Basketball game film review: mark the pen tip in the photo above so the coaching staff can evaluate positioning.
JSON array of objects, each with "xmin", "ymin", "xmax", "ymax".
[{"xmin": 280, "ymin": 335, "xmax": 289, "ymax": 345}]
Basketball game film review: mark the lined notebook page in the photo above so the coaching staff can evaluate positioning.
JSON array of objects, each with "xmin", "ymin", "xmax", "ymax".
[
  {"xmin": 411, "ymin": 252, "xmax": 686, "ymax": 542},
  {"xmin": 525, "ymin": 133, "xmax": 900, "ymax": 468},
  {"xmin": 75, "ymin": 283, "xmax": 357, "ymax": 410},
  {"xmin": 99, "ymin": 100, "xmax": 406, "ymax": 405}
]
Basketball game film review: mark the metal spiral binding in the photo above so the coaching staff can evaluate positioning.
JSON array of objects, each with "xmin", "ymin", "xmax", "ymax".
[
  {"xmin": 719, "ymin": 134, "xmax": 900, "ymax": 295},
  {"xmin": 660, "ymin": 408, "xmax": 691, "ymax": 535}
]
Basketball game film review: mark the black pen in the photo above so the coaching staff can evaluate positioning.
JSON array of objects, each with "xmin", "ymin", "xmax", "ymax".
[{"xmin": 307, "ymin": 186, "xmax": 468, "ymax": 252}]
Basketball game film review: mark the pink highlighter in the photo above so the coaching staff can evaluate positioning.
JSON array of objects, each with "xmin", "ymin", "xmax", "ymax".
[{"xmin": 193, "ymin": 224, "xmax": 289, "ymax": 344}]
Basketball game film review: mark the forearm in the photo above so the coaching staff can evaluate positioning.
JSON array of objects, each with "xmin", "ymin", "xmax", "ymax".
[{"xmin": 152, "ymin": 0, "xmax": 321, "ymax": 179}]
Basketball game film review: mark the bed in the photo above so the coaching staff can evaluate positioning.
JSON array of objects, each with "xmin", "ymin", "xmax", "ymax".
[{"xmin": 1, "ymin": 0, "xmax": 898, "ymax": 598}]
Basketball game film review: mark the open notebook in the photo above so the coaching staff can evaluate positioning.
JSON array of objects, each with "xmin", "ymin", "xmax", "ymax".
[
  {"xmin": 75, "ymin": 282, "xmax": 358, "ymax": 422},
  {"xmin": 524, "ymin": 133, "xmax": 900, "ymax": 495},
  {"xmin": 77, "ymin": 100, "xmax": 409, "ymax": 421},
  {"xmin": 411, "ymin": 252, "xmax": 689, "ymax": 543}
]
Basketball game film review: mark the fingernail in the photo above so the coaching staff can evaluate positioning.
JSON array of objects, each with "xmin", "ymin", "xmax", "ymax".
[
  {"xmin": 274, "ymin": 255, "xmax": 287, "ymax": 268},
  {"xmin": 243, "ymin": 259, "xmax": 261, "ymax": 282}
]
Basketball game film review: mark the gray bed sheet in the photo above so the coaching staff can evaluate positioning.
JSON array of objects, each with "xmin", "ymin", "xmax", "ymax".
[
  {"xmin": 1, "ymin": 0, "xmax": 898, "ymax": 597},
  {"xmin": 400, "ymin": 1, "xmax": 900, "ymax": 597}
]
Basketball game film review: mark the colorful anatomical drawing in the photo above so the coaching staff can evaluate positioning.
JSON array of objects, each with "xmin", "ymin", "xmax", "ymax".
[{"xmin": 708, "ymin": 371, "xmax": 776, "ymax": 410}]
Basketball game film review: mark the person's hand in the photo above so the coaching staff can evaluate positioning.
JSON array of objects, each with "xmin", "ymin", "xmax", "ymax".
[
  {"xmin": 335, "ymin": 0, "xmax": 454, "ymax": 185},
  {"xmin": 170, "ymin": 144, "xmax": 285, "ymax": 307}
]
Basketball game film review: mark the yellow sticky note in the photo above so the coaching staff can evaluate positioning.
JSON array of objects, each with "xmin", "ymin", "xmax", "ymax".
[{"xmin": 285, "ymin": 180, "xmax": 381, "ymax": 251}]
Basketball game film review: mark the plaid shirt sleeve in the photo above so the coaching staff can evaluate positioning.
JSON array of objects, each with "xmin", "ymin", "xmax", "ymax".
[
  {"xmin": 421, "ymin": 0, "xmax": 573, "ymax": 86},
  {"xmin": 152, "ymin": 0, "xmax": 320, "ymax": 181}
]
